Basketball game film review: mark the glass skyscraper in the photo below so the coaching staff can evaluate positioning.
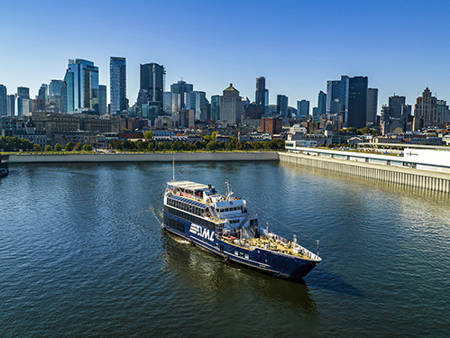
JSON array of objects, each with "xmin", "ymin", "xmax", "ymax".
[
  {"xmin": 170, "ymin": 80, "xmax": 193, "ymax": 109},
  {"xmin": 7, "ymin": 95, "xmax": 15, "ymax": 116},
  {"xmin": 64, "ymin": 59, "xmax": 99, "ymax": 113},
  {"xmin": 317, "ymin": 91, "xmax": 327, "ymax": 116},
  {"xmin": 0, "ymin": 85, "xmax": 7, "ymax": 116},
  {"xmin": 16, "ymin": 87, "xmax": 30, "ymax": 116},
  {"xmin": 276, "ymin": 94, "xmax": 288, "ymax": 117},
  {"xmin": 297, "ymin": 100, "xmax": 310, "ymax": 118},
  {"xmin": 211, "ymin": 95, "xmax": 221, "ymax": 121},
  {"xmin": 140, "ymin": 63, "xmax": 165, "ymax": 107},
  {"xmin": 347, "ymin": 76, "xmax": 368, "ymax": 128},
  {"xmin": 98, "ymin": 85, "xmax": 107, "ymax": 115},
  {"xmin": 110, "ymin": 57, "xmax": 126, "ymax": 115}
]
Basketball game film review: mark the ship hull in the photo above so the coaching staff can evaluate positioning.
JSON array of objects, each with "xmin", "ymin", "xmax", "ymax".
[{"xmin": 163, "ymin": 211, "xmax": 318, "ymax": 280}]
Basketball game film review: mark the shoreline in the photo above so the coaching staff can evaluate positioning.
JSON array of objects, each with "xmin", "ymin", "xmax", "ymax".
[{"xmin": 5, "ymin": 151, "xmax": 280, "ymax": 163}]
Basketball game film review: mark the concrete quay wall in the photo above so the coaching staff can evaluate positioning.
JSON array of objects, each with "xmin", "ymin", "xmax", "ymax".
[
  {"xmin": 7, "ymin": 151, "xmax": 279, "ymax": 164},
  {"xmin": 279, "ymin": 152, "xmax": 450, "ymax": 193}
]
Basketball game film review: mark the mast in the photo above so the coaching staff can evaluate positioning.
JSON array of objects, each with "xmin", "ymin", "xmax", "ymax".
[{"xmin": 172, "ymin": 154, "xmax": 175, "ymax": 182}]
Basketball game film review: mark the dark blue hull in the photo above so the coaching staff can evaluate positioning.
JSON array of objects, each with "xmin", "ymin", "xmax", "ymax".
[{"xmin": 163, "ymin": 211, "xmax": 318, "ymax": 280}]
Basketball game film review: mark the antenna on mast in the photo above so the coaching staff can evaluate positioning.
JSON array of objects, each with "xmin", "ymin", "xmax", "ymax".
[{"xmin": 172, "ymin": 154, "xmax": 175, "ymax": 182}]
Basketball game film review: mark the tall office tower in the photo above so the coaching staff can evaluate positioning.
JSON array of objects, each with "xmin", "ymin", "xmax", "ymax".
[
  {"xmin": 7, "ymin": 95, "xmax": 15, "ymax": 116},
  {"xmin": 163, "ymin": 92, "xmax": 181, "ymax": 115},
  {"xmin": 220, "ymin": 83, "xmax": 242, "ymax": 125},
  {"xmin": 296, "ymin": 100, "xmax": 310, "ymax": 118},
  {"xmin": 437, "ymin": 99, "xmax": 450, "ymax": 124},
  {"xmin": 326, "ymin": 76, "xmax": 349, "ymax": 116},
  {"xmin": 276, "ymin": 95, "xmax": 288, "ymax": 117},
  {"xmin": 312, "ymin": 107, "xmax": 320, "ymax": 122},
  {"xmin": 211, "ymin": 95, "xmax": 221, "ymax": 121},
  {"xmin": 255, "ymin": 76, "xmax": 266, "ymax": 107},
  {"xmin": 48, "ymin": 80, "xmax": 67, "ymax": 113},
  {"xmin": 317, "ymin": 91, "xmax": 327, "ymax": 116},
  {"xmin": 170, "ymin": 80, "xmax": 193, "ymax": 110},
  {"xmin": 346, "ymin": 76, "xmax": 368, "ymax": 128},
  {"xmin": 185, "ymin": 91, "xmax": 208, "ymax": 121},
  {"xmin": 140, "ymin": 63, "xmax": 165, "ymax": 107},
  {"xmin": 64, "ymin": 59, "xmax": 99, "ymax": 113},
  {"xmin": 98, "ymin": 85, "xmax": 107, "ymax": 115},
  {"xmin": 0, "ymin": 85, "xmax": 7, "ymax": 116},
  {"xmin": 413, "ymin": 88, "xmax": 443, "ymax": 131},
  {"xmin": 110, "ymin": 57, "xmax": 126, "ymax": 115},
  {"xmin": 17, "ymin": 86, "xmax": 30, "ymax": 116},
  {"xmin": 38, "ymin": 84, "xmax": 48, "ymax": 101},
  {"xmin": 366, "ymin": 88, "xmax": 378, "ymax": 125},
  {"xmin": 34, "ymin": 83, "xmax": 48, "ymax": 112},
  {"xmin": 17, "ymin": 87, "xmax": 30, "ymax": 99},
  {"xmin": 389, "ymin": 95, "xmax": 406, "ymax": 119},
  {"xmin": 381, "ymin": 95, "xmax": 412, "ymax": 135}
]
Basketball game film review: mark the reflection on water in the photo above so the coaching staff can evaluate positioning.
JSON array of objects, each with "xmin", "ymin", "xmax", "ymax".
[
  {"xmin": 161, "ymin": 233, "xmax": 317, "ymax": 313},
  {"xmin": 280, "ymin": 161, "xmax": 450, "ymax": 206}
]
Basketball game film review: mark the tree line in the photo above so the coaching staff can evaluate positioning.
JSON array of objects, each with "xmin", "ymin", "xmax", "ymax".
[
  {"xmin": 111, "ymin": 135, "xmax": 285, "ymax": 152},
  {"xmin": 0, "ymin": 136, "xmax": 92, "ymax": 152}
]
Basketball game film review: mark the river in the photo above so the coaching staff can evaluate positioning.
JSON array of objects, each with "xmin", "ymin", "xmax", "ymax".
[{"xmin": 0, "ymin": 161, "xmax": 449, "ymax": 336}]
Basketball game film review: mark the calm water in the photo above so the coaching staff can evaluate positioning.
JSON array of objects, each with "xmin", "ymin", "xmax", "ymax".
[{"xmin": 1, "ymin": 161, "xmax": 449, "ymax": 337}]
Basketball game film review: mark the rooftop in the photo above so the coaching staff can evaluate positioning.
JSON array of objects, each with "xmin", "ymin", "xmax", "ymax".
[{"xmin": 167, "ymin": 180, "xmax": 210, "ymax": 191}]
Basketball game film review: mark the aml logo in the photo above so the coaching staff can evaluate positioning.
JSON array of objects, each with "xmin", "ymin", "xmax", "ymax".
[{"xmin": 189, "ymin": 224, "xmax": 215, "ymax": 242}]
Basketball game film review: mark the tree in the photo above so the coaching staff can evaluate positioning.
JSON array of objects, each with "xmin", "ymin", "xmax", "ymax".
[
  {"xmin": 33, "ymin": 144, "xmax": 42, "ymax": 152},
  {"xmin": 82, "ymin": 144, "xmax": 93, "ymax": 151},
  {"xmin": 144, "ymin": 130, "xmax": 154, "ymax": 140},
  {"xmin": 44, "ymin": 145, "xmax": 52, "ymax": 152},
  {"xmin": 54, "ymin": 143, "xmax": 62, "ymax": 151},
  {"xmin": 206, "ymin": 141, "xmax": 217, "ymax": 151},
  {"xmin": 147, "ymin": 141, "xmax": 155, "ymax": 151},
  {"xmin": 74, "ymin": 142, "xmax": 82, "ymax": 151},
  {"xmin": 65, "ymin": 142, "xmax": 73, "ymax": 151}
]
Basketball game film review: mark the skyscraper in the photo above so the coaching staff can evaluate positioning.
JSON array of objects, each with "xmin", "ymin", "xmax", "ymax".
[
  {"xmin": 317, "ymin": 91, "xmax": 326, "ymax": 116},
  {"xmin": 110, "ymin": 57, "xmax": 126, "ymax": 115},
  {"xmin": 17, "ymin": 87, "xmax": 30, "ymax": 99},
  {"xmin": 220, "ymin": 84, "xmax": 242, "ymax": 125},
  {"xmin": 170, "ymin": 80, "xmax": 193, "ymax": 109},
  {"xmin": 346, "ymin": 76, "xmax": 368, "ymax": 128},
  {"xmin": 163, "ymin": 92, "xmax": 181, "ymax": 115},
  {"xmin": 381, "ymin": 95, "xmax": 412, "ymax": 135},
  {"xmin": 7, "ymin": 95, "xmax": 15, "ymax": 116},
  {"xmin": 48, "ymin": 80, "xmax": 67, "ymax": 113},
  {"xmin": 413, "ymin": 88, "xmax": 443, "ymax": 131},
  {"xmin": 98, "ymin": 85, "xmax": 107, "ymax": 115},
  {"xmin": 17, "ymin": 86, "xmax": 30, "ymax": 116},
  {"xmin": 0, "ymin": 85, "xmax": 7, "ymax": 116},
  {"xmin": 64, "ymin": 59, "xmax": 99, "ymax": 113},
  {"xmin": 140, "ymin": 63, "xmax": 165, "ymax": 107},
  {"xmin": 34, "ymin": 83, "xmax": 48, "ymax": 112},
  {"xmin": 366, "ymin": 88, "xmax": 378, "ymax": 125},
  {"xmin": 277, "ymin": 95, "xmax": 288, "ymax": 117},
  {"xmin": 185, "ymin": 91, "xmax": 208, "ymax": 121},
  {"xmin": 326, "ymin": 76, "xmax": 349, "ymax": 116},
  {"xmin": 297, "ymin": 100, "xmax": 310, "ymax": 118},
  {"xmin": 255, "ymin": 77, "xmax": 266, "ymax": 106},
  {"xmin": 211, "ymin": 95, "xmax": 221, "ymax": 121}
]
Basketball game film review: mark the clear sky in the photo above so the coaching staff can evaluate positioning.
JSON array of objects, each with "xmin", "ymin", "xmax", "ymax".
[{"xmin": 1, "ymin": 0, "xmax": 450, "ymax": 112}]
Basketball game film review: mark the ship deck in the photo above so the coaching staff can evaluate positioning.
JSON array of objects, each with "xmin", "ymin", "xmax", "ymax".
[{"xmin": 221, "ymin": 236, "xmax": 317, "ymax": 261}]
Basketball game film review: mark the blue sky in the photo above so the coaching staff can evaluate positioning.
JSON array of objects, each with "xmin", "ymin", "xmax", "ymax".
[{"xmin": 1, "ymin": 0, "xmax": 450, "ymax": 111}]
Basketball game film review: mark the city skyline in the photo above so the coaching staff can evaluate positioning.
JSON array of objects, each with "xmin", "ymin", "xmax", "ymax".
[{"xmin": 2, "ymin": 0, "xmax": 450, "ymax": 109}]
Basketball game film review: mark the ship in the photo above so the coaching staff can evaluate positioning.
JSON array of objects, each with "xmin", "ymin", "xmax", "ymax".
[
  {"xmin": 162, "ymin": 180, "xmax": 322, "ymax": 279},
  {"xmin": 0, "ymin": 155, "xmax": 9, "ymax": 178}
]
